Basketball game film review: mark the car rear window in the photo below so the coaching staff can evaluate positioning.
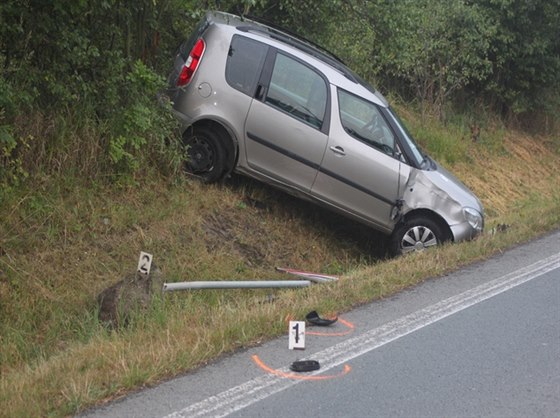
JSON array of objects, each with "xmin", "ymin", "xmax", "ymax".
[{"xmin": 226, "ymin": 35, "xmax": 268, "ymax": 96}]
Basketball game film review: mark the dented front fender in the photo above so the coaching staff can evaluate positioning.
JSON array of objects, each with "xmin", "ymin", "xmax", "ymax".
[{"xmin": 400, "ymin": 162, "xmax": 484, "ymax": 242}]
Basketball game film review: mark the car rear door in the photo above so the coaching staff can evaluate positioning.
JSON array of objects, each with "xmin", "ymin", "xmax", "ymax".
[
  {"xmin": 311, "ymin": 88, "xmax": 405, "ymax": 231},
  {"xmin": 244, "ymin": 51, "xmax": 330, "ymax": 192}
]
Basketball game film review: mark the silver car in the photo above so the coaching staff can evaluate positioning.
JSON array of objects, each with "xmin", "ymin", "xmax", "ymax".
[{"xmin": 166, "ymin": 11, "xmax": 484, "ymax": 255}]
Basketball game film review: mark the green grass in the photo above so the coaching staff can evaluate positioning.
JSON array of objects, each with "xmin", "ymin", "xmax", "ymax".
[{"xmin": 0, "ymin": 113, "xmax": 559, "ymax": 417}]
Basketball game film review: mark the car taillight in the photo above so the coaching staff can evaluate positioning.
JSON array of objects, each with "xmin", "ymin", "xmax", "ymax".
[{"xmin": 177, "ymin": 38, "xmax": 205, "ymax": 87}]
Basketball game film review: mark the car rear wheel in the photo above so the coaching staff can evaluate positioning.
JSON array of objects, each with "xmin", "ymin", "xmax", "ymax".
[
  {"xmin": 390, "ymin": 216, "xmax": 446, "ymax": 256},
  {"xmin": 183, "ymin": 127, "xmax": 226, "ymax": 183}
]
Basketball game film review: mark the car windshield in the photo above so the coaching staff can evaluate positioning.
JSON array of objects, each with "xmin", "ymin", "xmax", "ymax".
[{"xmin": 385, "ymin": 108, "xmax": 427, "ymax": 168}]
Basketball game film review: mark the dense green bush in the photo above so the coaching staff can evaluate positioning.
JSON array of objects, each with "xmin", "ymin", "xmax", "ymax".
[{"xmin": 0, "ymin": 0, "xmax": 197, "ymax": 188}]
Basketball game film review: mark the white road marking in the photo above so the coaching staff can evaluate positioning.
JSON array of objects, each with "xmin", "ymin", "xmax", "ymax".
[{"xmin": 164, "ymin": 253, "xmax": 560, "ymax": 418}]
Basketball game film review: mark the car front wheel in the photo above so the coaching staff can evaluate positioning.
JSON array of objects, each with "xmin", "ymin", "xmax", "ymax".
[{"xmin": 390, "ymin": 216, "xmax": 446, "ymax": 256}]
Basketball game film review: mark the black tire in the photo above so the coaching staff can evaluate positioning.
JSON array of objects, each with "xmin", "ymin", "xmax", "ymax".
[
  {"xmin": 390, "ymin": 216, "xmax": 446, "ymax": 256},
  {"xmin": 183, "ymin": 127, "xmax": 226, "ymax": 183}
]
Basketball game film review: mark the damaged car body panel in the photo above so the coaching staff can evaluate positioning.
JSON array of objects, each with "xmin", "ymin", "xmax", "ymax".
[{"xmin": 401, "ymin": 162, "xmax": 484, "ymax": 242}]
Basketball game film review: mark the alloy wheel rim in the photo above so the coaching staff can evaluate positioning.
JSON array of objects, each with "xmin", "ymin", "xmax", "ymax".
[{"xmin": 401, "ymin": 225, "xmax": 437, "ymax": 253}]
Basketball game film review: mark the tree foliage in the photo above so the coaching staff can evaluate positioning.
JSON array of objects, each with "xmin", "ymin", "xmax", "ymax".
[
  {"xmin": 474, "ymin": 0, "xmax": 560, "ymax": 115},
  {"xmin": 374, "ymin": 0, "xmax": 495, "ymax": 116}
]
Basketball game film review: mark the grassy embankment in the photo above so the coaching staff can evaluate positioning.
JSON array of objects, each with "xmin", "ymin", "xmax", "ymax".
[{"xmin": 0, "ymin": 111, "xmax": 559, "ymax": 417}]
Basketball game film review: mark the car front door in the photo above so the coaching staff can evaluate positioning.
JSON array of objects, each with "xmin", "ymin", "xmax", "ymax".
[
  {"xmin": 311, "ymin": 88, "xmax": 406, "ymax": 231},
  {"xmin": 244, "ymin": 51, "xmax": 330, "ymax": 192}
]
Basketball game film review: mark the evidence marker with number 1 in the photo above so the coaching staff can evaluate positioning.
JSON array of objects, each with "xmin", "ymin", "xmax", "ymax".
[{"xmin": 288, "ymin": 320, "xmax": 305, "ymax": 350}]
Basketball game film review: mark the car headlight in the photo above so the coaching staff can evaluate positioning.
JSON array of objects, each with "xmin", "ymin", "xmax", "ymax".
[{"xmin": 463, "ymin": 207, "xmax": 483, "ymax": 231}]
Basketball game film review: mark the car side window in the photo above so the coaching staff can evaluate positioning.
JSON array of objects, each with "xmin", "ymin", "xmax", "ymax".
[
  {"xmin": 338, "ymin": 89, "xmax": 395, "ymax": 156},
  {"xmin": 226, "ymin": 35, "xmax": 268, "ymax": 96},
  {"xmin": 265, "ymin": 53, "xmax": 327, "ymax": 130}
]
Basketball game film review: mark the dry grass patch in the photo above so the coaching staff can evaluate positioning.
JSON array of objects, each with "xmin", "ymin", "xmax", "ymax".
[{"xmin": 455, "ymin": 132, "xmax": 559, "ymax": 217}]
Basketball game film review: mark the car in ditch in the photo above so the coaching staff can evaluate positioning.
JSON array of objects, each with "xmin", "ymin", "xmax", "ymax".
[{"xmin": 165, "ymin": 11, "xmax": 484, "ymax": 255}]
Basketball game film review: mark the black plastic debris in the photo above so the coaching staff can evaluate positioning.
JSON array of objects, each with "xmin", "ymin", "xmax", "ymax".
[
  {"xmin": 290, "ymin": 360, "xmax": 320, "ymax": 372},
  {"xmin": 305, "ymin": 310, "xmax": 338, "ymax": 326}
]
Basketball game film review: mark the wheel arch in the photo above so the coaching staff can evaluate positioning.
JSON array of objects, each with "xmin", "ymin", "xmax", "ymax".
[{"xmin": 400, "ymin": 208, "xmax": 453, "ymax": 243}]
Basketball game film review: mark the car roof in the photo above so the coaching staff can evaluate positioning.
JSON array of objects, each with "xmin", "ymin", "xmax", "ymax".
[{"xmin": 204, "ymin": 11, "xmax": 388, "ymax": 107}]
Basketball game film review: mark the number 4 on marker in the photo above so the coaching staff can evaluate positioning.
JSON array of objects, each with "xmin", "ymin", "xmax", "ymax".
[{"xmin": 289, "ymin": 321, "xmax": 305, "ymax": 350}]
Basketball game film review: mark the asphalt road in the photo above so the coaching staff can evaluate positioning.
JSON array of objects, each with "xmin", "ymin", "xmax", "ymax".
[{"xmin": 80, "ymin": 230, "xmax": 560, "ymax": 418}]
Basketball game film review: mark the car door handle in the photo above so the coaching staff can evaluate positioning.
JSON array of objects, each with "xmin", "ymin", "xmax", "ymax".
[
  {"xmin": 329, "ymin": 146, "xmax": 346, "ymax": 156},
  {"xmin": 255, "ymin": 83, "xmax": 267, "ymax": 101}
]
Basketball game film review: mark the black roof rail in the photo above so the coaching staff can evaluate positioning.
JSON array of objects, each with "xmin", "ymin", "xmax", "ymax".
[
  {"xmin": 237, "ymin": 15, "xmax": 359, "ymax": 84},
  {"xmin": 243, "ymin": 15, "xmax": 345, "ymax": 62}
]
